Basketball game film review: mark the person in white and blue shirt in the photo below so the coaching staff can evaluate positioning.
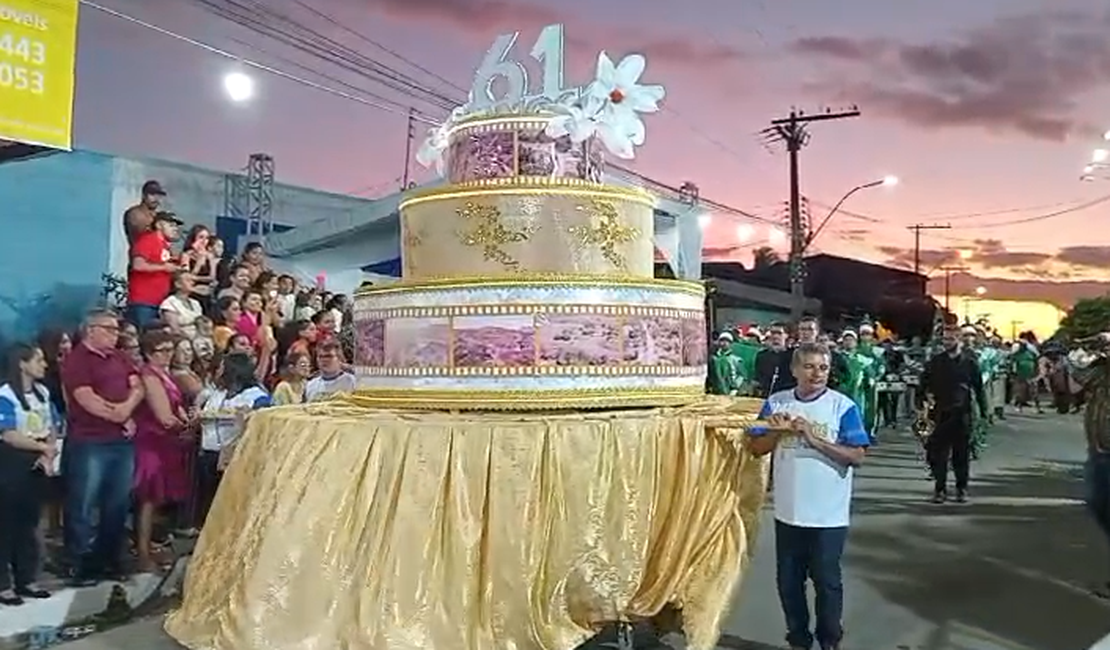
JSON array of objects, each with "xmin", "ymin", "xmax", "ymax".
[
  {"xmin": 0, "ymin": 344, "xmax": 62, "ymax": 605},
  {"xmin": 748, "ymin": 342, "xmax": 870, "ymax": 650},
  {"xmin": 195, "ymin": 352, "xmax": 271, "ymax": 525}
]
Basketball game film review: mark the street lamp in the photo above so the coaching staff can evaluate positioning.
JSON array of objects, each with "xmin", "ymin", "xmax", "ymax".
[
  {"xmin": 805, "ymin": 175, "xmax": 898, "ymax": 249},
  {"xmin": 965, "ymin": 286, "xmax": 987, "ymax": 323},
  {"xmin": 223, "ymin": 70, "xmax": 255, "ymax": 103}
]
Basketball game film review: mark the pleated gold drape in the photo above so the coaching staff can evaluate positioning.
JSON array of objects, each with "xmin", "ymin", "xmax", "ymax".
[{"xmin": 165, "ymin": 396, "xmax": 768, "ymax": 650}]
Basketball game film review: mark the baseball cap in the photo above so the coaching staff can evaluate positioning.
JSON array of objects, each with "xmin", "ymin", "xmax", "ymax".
[
  {"xmin": 153, "ymin": 211, "xmax": 184, "ymax": 225},
  {"xmin": 142, "ymin": 180, "xmax": 166, "ymax": 196}
]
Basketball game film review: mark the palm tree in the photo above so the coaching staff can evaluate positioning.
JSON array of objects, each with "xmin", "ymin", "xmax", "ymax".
[{"xmin": 751, "ymin": 246, "xmax": 782, "ymax": 271}]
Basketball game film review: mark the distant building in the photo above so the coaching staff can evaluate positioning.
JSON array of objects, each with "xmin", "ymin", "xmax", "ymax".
[{"xmin": 699, "ymin": 253, "xmax": 935, "ymax": 336}]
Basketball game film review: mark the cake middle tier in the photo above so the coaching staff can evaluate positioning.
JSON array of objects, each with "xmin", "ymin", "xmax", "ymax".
[{"xmin": 400, "ymin": 180, "xmax": 657, "ymax": 280}]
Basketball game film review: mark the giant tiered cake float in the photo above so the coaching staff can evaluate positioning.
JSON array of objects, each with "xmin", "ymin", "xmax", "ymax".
[
  {"xmin": 351, "ymin": 25, "xmax": 706, "ymax": 409},
  {"xmin": 166, "ymin": 25, "xmax": 767, "ymax": 650}
]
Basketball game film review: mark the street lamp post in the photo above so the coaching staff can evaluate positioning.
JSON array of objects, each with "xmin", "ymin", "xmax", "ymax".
[{"xmin": 805, "ymin": 175, "xmax": 897, "ymax": 250}]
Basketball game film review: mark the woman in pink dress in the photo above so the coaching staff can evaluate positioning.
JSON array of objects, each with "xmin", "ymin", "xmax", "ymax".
[{"xmin": 133, "ymin": 331, "xmax": 196, "ymax": 572}]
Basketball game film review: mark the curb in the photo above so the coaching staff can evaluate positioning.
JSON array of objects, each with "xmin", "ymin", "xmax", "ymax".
[{"xmin": 0, "ymin": 555, "xmax": 189, "ymax": 650}]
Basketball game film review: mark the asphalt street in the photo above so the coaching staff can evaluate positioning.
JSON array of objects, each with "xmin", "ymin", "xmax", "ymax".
[{"xmin": 59, "ymin": 408, "xmax": 1108, "ymax": 650}]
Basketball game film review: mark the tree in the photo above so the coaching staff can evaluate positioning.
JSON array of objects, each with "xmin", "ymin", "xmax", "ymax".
[
  {"xmin": 1056, "ymin": 295, "xmax": 1110, "ymax": 341},
  {"xmin": 751, "ymin": 246, "xmax": 781, "ymax": 271}
]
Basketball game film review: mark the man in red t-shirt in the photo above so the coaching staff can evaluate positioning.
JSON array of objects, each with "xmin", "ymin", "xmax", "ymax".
[{"xmin": 126, "ymin": 211, "xmax": 183, "ymax": 327}]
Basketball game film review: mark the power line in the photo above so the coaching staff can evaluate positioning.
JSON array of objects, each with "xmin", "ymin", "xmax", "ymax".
[
  {"xmin": 181, "ymin": 0, "xmax": 459, "ymax": 112},
  {"xmin": 106, "ymin": 0, "xmax": 768, "ymax": 224},
  {"xmin": 808, "ymin": 194, "xmax": 1110, "ymax": 229},
  {"xmin": 907, "ymin": 224, "xmax": 951, "ymax": 275},
  {"xmin": 896, "ymin": 198, "xmax": 1091, "ymax": 221},
  {"xmin": 225, "ymin": 35, "xmax": 434, "ymax": 117},
  {"xmin": 286, "ymin": 0, "xmax": 465, "ymax": 95},
  {"xmin": 971, "ymin": 194, "xmax": 1110, "ymax": 228},
  {"xmin": 80, "ymin": 0, "xmax": 440, "ymax": 124},
  {"xmin": 200, "ymin": 0, "xmax": 775, "ymax": 223}
]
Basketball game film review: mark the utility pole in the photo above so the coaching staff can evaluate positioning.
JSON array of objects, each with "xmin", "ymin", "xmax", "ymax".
[
  {"xmin": 402, "ymin": 107, "xmax": 416, "ymax": 189},
  {"xmin": 907, "ymin": 224, "xmax": 951, "ymax": 275},
  {"xmin": 936, "ymin": 265, "xmax": 969, "ymax": 316},
  {"xmin": 764, "ymin": 108, "xmax": 861, "ymax": 318}
]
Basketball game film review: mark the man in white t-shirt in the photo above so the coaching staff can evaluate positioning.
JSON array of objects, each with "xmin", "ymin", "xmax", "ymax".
[
  {"xmin": 305, "ymin": 341, "xmax": 356, "ymax": 402},
  {"xmin": 748, "ymin": 342, "xmax": 870, "ymax": 650}
]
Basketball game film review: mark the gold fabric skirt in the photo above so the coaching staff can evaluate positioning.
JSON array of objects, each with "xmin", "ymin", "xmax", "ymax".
[{"xmin": 164, "ymin": 396, "xmax": 768, "ymax": 650}]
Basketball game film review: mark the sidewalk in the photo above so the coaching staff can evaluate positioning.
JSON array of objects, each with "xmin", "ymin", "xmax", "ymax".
[{"xmin": 58, "ymin": 410, "xmax": 1109, "ymax": 650}]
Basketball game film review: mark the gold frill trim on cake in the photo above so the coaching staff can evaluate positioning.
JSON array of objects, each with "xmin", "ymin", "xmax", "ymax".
[
  {"xmin": 353, "ymin": 273, "xmax": 706, "ymax": 297},
  {"xmin": 400, "ymin": 177, "xmax": 655, "ymax": 210},
  {"xmin": 346, "ymin": 385, "xmax": 708, "ymax": 411}
]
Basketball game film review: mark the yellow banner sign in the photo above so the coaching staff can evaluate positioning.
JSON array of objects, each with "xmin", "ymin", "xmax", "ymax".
[{"xmin": 0, "ymin": 0, "xmax": 78, "ymax": 150}]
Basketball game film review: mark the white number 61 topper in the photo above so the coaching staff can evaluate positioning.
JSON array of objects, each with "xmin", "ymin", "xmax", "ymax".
[{"xmin": 416, "ymin": 24, "xmax": 666, "ymax": 170}]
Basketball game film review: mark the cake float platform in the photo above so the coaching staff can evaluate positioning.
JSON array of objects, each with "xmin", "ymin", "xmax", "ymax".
[
  {"xmin": 164, "ymin": 397, "xmax": 769, "ymax": 650},
  {"xmin": 165, "ymin": 23, "xmax": 770, "ymax": 650}
]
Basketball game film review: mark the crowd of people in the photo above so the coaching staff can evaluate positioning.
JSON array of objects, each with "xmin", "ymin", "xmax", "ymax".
[
  {"xmin": 733, "ymin": 314, "xmax": 1109, "ymax": 649},
  {"xmin": 0, "ymin": 180, "xmax": 360, "ymax": 606}
]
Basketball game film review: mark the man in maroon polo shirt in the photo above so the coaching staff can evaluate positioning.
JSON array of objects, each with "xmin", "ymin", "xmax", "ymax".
[{"xmin": 61, "ymin": 308, "xmax": 145, "ymax": 585}]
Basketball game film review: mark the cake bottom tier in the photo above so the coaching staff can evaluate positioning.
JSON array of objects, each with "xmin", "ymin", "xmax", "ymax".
[{"xmin": 351, "ymin": 276, "xmax": 708, "ymax": 410}]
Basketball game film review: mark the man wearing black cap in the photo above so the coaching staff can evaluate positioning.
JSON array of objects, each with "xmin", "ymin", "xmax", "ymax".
[
  {"xmin": 127, "ymin": 211, "xmax": 183, "ymax": 327},
  {"xmin": 123, "ymin": 180, "xmax": 166, "ymax": 247}
]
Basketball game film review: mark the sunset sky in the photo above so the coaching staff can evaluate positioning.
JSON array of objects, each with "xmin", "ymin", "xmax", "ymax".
[{"xmin": 71, "ymin": 0, "xmax": 1110, "ymax": 306}]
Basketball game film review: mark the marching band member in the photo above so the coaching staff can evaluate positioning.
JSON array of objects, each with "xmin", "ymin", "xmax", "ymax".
[
  {"xmin": 710, "ymin": 332, "xmax": 744, "ymax": 396},
  {"xmin": 962, "ymin": 325, "xmax": 994, "ymax": 458},
  {"xmin": 840, "ymin": 329, "xmax": 882, "ymax": 442},
  {"xmin": 755, "ymin": 323, "xmax": 793, "ymax": 397},
  {"xmin": 986, "ymin": 334, "xmax": 1009, "ymax": 421},
  {"xmin": 918, "ymin": 325, "xmax": 988, "ymax": 504},
  {"xmin": 798, "ymin": 316, "xmax": 850, "ymax": 393}
]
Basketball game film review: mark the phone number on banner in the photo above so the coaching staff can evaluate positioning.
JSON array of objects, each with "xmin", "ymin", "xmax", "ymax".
[
  {"xmin": 0, "ymin": 0, "xmax": 78, "ymax": 150},
  {"xmin": 0, "ymin": 32, "xmax": 46, "ymax": 93}
]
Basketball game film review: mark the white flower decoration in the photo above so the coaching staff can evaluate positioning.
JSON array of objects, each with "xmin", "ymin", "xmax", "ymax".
[
  {"xmin": 415, "ymin": 124, "xmax": 450, "ymax": 176},
  {"xmin": 596, "ymin": 112, "xmax": 646, "ymax": 159},
  {"xmin": 550, "ymin": 51, "xmax": 665, "ymax": 159},
  {"xmin": 587, "ymin": 51, "xmax": 666, "ymax": 117},
  {"xmin": 544, "ymin": 94, "xmax": 604, "ymax": 142}
]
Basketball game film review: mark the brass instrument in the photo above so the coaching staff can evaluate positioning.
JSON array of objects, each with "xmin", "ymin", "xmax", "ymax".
[{"xmin": 912, "ymin": 397, "xmax": 934, "ymax": 441}]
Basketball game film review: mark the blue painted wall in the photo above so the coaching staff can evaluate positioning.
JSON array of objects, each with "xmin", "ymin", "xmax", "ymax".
[
  {"xmin": 0, "ymin": 148, "xmax": 384, "ymax": 347},
  {"xmin": 0, "ymin": 151, "xmax": 114, "ymax": 342}
]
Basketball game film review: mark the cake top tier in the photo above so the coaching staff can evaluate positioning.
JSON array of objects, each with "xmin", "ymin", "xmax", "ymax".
[
  {"xmin": 415, "ymin": 24, "xmax": 666, "ymax": 178},
  {"xmin": 443, "ymin": 114, "xmax": 604, "ymax": 185}
]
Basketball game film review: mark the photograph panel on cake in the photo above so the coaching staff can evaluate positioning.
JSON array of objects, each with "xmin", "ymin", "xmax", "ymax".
[
  {"xmin": 682, "ymin": 317, "xmax": 708, "ymax": 366},
  {"xmin": 517, "ymin": 129, "xmax": 557, "ymax": 177},
  {"xmin": 623, "ymin": 316, "xmax": 683, "ymax": 366},
  {"xmin": 354, "ymin": 318, "xmax": 386, "ymax": 367},
  {"xmin": 385, "ymin": 317, "xmax": 450, "ymax": 367},
  {"xmin": 453, "ymin": 314, "xmax": 536, "ymax": 367},
  {"xmin": 537, "ymin": 313, "xmax": 622, "ymax": 366}
]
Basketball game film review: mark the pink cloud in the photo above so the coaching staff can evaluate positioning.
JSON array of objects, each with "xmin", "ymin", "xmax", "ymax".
[
  {"xmin": 789, "ymin": 9, "xmax": 1110, "ymax": 141},
  {"xmin": 358, "ymin": 0, "xmax": 748, "ymax": 68}
]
